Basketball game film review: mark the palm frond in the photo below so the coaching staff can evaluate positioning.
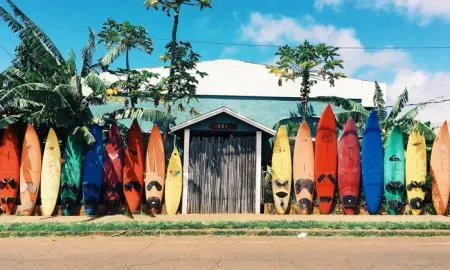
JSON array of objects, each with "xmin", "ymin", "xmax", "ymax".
[
  {"xmin": 335, "ymin": 111, "xmax": 369, "ymax": 127},
  {"xmin": 412, "ymin": 121, "xmax": 436, "ymax": 141},
  {"xmin": 398, "ymin": 103, "xmax": 425, "ymax": 123},
  {"xmin": 316, "ymin": 96, "xmax": 368, "ymax": 113},
  {"xmin": 0, "ymin": 5, "xmax": 23, "ymax": 33},
  {"xmin": 100, "ymin": 40, "xmax": 127, "ymax": 67},
  {"xmin": 72, "ymin": 125, "xmax": 96, "ymax": 146},
  {"xmin": 0, "ymin": 113, "xmax": 27, "ymax": 128},
  {"xmin": 6, "ymin": 0, "xmax": 65, "ymax": 64},
  {"xmin": 81, "ymin": 27, "xmax": 96, "ymax": 77},
  {"xmin": 0, "ymin": 83, "xmax": 48, "ymax": 111},
  {"xmin": 102, "ymin": 108, "xmax": 176, "ymax": 124},
  {"xmin": 66, "ymin": 49, "xmax": 77, "ymax": 76},
  {"xmin": 373, "ymin": 81, "xmax": 387, "ymax": 121},
  {"xmin": 387, "ymin": 87, "xmax": 408, "ymax": 122}
]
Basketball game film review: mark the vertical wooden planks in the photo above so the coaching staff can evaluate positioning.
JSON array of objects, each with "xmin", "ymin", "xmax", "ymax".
[{"xmin": 186, "ymin": 136, "xmax": 257, "ymax": 214}]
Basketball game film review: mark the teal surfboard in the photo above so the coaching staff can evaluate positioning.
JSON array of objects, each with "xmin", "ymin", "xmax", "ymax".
[
  {"xmin": 383, "ymin": 126, "xmax": 405, "ymax": 215},
  {"xmin": 60, "ymin": 129, "xmax": 83, "ymax": 216}
]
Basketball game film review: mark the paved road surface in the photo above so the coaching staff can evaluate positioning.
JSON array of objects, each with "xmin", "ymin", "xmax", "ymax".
[{"xmin": 1, "ymin": 237, "xmax": 449, "ymax": 269}]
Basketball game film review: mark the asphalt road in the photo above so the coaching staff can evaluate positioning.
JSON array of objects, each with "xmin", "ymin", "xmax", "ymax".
[{"xmin": 1, "ymin": 236, "xmax": 449, "ymax": 269}]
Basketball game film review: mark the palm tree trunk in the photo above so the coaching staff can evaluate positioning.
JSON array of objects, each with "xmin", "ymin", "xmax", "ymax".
[
  {"xmin": 163, "ymin": 4, "xmax": 180, "ymax": 142},
  {"xmin": 302, "ymin": 99, "xmax": 307, "ymax": 123}
]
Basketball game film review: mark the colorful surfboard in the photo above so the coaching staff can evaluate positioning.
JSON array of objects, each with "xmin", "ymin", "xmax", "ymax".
[
  {"xmin": 430, "ymin": 121, "xmax": 450, "ymax": 215},
  {"xmin": 315, "ymin": 104, "xmax": 337, "ymax": 215},
  {"xmin": 82, "ymin": 124, "xmax": 104, "ymax": 215},
  {"xmin": 338, "ymin": 117, "xmax": 361, "ymax": 215},
  {"xmin": 103, "ymin": 122, "xmax": 124, "ymax": 211},
  {"xmin": 60, "ymin": 129, "xmax": 83, "ymax": 216},
  {"xmin": 293, "ymin": 122, "xmax": 314, "ymax": 215},
  {"xmin": 40, "ymin": 128, "xmax": 61, "ymax": 216},
  {"xmin": 145, "ymin": 124, "xmax": 165, "ymax": 215},
  {"xmin": 406, "ymin": 125, "xmax": 427, "ymax": 215},
  {"xmin": 272, "ymin": 126, "xmax": 292, "ymax": 214},
  {"xmin": 362, "ymin": 110, "xmax": 384, "ymax": 215},
  {"xmin": 165, "ymin": 147, "xmax": 182, "ymax": 215},
  {"xmin": 384, "ymin": 126, "xmax": 405, "ymax": 215},
  {"xmin": 20, "ymin": 125, "xmax": 42, "ymax": 216},
  {"xmin": 0, "ymin": 125, "xmax": 20, "ymax": 215},
  {"xmin": 123, "ymin": 120, "xmax": 144, "ymax": 213}
]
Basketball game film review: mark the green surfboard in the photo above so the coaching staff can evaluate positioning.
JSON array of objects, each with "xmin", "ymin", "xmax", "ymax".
[
  {"xmin": 60, "ymin": 130, "xmax": 83, "ymax": 216},
  {"xmin": 384, "ymin": 126, "xmax": 405, "ymax": 215}
]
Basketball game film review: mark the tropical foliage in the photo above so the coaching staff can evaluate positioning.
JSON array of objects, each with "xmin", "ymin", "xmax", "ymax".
[
  {"xmin": 0, "ymin": 0, "xmax": 175, "ymax": 143},
  {"xmin": 317, "ymin": 81, "xmax": 436, "ymax": 143},
  {"xmin": 145, "ymin": 0, "xmax": 212, "ymax": 139},
  {"xmin": 267, "ymin": 40, "xmax": 346, "ymax": 122}
]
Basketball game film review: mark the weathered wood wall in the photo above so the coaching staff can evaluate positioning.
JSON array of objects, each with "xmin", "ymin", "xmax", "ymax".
[{"xmin": 187, "ymin": 136, "xmax": 256, "ymax": 214}]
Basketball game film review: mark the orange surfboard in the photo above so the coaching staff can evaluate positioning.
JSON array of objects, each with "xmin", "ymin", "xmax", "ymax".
[
  {"xmin": 293, "ymin": 122, "xmax": 314, "ymax": 214},
  {"xmin": 19, "ymin": 125, "xmax": 42, "ymax": 216},
  {"xmin": 145, "ymin": 124, "xmax": 165, "ymax": 215},
  {"xmin": 430, "ymin": 121, "xmax": 450, "ymax": 215},
  {"xmin": 123, "ymin": 119, "xmax": 145, "ymax": 213},
  {"xmin": 314, "ymin": 104, "xmax": 338, "ymax": 215},
  {"xmin": 0, "ymin": 125, "xmax": 20, "ymax": 215}
]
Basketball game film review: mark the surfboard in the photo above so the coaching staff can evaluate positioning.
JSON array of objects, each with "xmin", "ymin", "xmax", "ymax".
[
  {"xmin": 338, "ymin": 117, "xmax": 361, "ymax": 215},
  {"xmin": 145, "ymin": 124, "xmax": 165, "ymax": 215},
  {"xmin": 271, "ymin": 126, "xmax": 292, "ymax": 214},
  {"xmin": 40, "ymin": 128, "xmax": 61, "ymax": 217},
  {"xmin": 20, "ymin": 124, "xmax": 42, "ymax": 216},
  {"xmin": 0, "ymin": 125, "xmax": 20, "ymax": 215},
  {"xmin": 293, "ymin": 122, "xmax": 314, "ymax": 215},
  {"xmin": 123, "ymin": 119, "xmax": 144, "ymax": 213},
  {"xmin": 165, "ymin": 147, "xmax": 182, "ymax": 215},
  {"xmin": 60, "ymin": 129, "xmax": 83, "ymax": 216},
  {"xmin": 103, "ymin": 122, "xmax": 123, "ymax": 212},
  {"xmin": 315, "ymin": 104, "xmax": 337, "ymax": 215},
  {"xmin": 430, "ymin": 121, "xmax": 450, "ymax": 215},
  {"xmin": 82, "ymin": 124, "xmax": 104, "ymax": 216},
  {"xmin": 406, "ymin": 125, "xmax": 427, "ymax": 216},
  {"xmin": 362, "ymin": 110, "xmax": 384, "ymax": 215},
  {"xmin": 384, "ymin": 126, "xmax": 405, "ymax": 215}
]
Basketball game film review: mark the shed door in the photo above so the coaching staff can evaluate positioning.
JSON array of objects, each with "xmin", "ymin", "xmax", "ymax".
[{"xmin": 187, "ymin": 136, "xmax": 256, "ymax": 214}]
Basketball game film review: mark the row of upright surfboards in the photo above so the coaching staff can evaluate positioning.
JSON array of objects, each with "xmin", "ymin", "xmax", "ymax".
[
  {"xmin": 272, "ymin": 104, "xmax": 450, "ymax": 216},
  {"xmin": 0, "ymin": 120, "xmax": 183, "ymax": 216}
]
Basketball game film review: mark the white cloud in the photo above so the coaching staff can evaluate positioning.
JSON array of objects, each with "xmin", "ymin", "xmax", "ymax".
[
  {"xmin": 388, "ymin": 69, "xmax": 450, "ymax": 125},
  {"xmin": 220, "ymin": 46, "xmax": 239, "ymax": 58},
  {"xmin": 316, "ymin": 0, "xmax": 450, "ymax": 24},
  {"xmin": 239, "ymin": 12, "xmax": 450, "ymax": 124},
  {"xmin": 239, "ymin": 12, "xmax": 412, "ymax": 75},
  {"xmin": 314, "ymin": 0, "xmax": 343, "ymax": 11}
]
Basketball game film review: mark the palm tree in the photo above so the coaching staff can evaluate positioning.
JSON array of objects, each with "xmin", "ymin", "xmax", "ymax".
[
  {"xmin": 317, "ymin": 81, "xmax": 436, "ymax": 143},
  {"xmin": 0, "ymin": 1, "xmax": 175, "ymax": 141}
]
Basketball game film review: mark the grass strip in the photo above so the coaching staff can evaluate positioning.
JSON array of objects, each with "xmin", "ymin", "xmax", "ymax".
[
  {"xmin": 0, "ymin": 220, "xmax": 449, "ymax": 233},
  {"xmin": 1, "ymin": 229, "xmax": 450, "ymax": 238}
]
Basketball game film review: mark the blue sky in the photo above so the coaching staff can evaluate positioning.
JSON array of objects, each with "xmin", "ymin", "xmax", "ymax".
[{"xmin": 1, "ymin": 0, "xmax": 450, "ymax": 122}]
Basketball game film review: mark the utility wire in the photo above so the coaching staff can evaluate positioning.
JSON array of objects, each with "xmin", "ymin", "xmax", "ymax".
[
  {"xmin": 0, "ymin": 44, "xmax": 14, "ymax": 58},
  {"xmin": 41, "ymin": 25, "xmax": 450, "ymax": 50},
  {"xmin": 5, "ymin": 25, "xmax": 450, "ymax": 108}
]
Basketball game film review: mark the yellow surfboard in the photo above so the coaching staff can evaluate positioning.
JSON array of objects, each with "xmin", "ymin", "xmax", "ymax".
[
  {"xmin": 272, "ymin": 126, "xmax": 292, "ymax": 214},
  {"xmin": 40, "ymin": 128, "xmax": 61, "ymax": 216},
  {"xmin": 165, "ymin": 147, "xmax": 182, "ymax": 215},
  {"xmin": 406, "ymin": 127, "xmax": 426, "ymax": 215}
]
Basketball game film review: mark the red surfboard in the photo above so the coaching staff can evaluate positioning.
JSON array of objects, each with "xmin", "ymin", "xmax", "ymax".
[
  {"xmin": 314, "ymin": 104, "xmax": 337, "ymax": 215},
  {"xmin": 0, "ymin": 125, "xmax": 20, "ymax": 215},
  {"xmin": 123, "ymin": 120, "xmax": 144, "ymax": 213},
  {"xmin": 103, "ymin": 122, "xmax": 124, "ymax": 210},
  {"xmin": 338, "ymin": 117, "xmax": 361, "ymax": 215}
]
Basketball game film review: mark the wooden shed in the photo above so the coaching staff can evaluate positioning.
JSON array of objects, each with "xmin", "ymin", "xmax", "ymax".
[{"xmin": 171, "ymin": 107, "xmax": 275, "ymax": 214}]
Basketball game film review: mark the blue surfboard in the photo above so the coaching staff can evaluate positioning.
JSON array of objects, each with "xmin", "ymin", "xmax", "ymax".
[
  {"xmin": 82, "ymin": 124, "xmax": 104, "ymax": 215},
  {"xmin": 362, "ymin": 110, "xmax": 384, "ymax": 215}
]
